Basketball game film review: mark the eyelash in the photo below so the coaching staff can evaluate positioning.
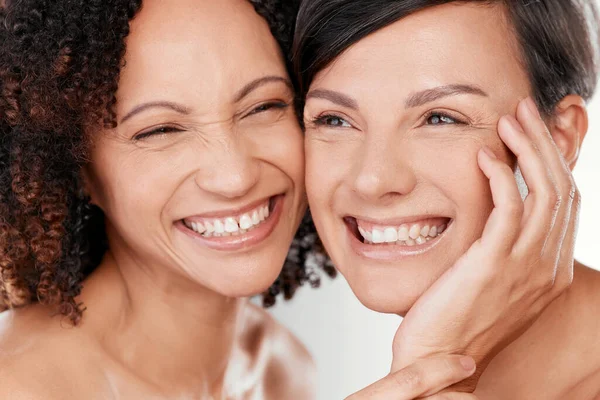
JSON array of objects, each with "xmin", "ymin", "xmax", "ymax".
[
  {"xmin": 311, "ymin": 111, "xmax": 467, "ymax": 129},
  {"xmin": 311, "ymin": 114, "xmax": 352, "ymax": 128},
  {"xmin": 134, "ymin": 126, "xmax": 183, "ymax": 141},
  {"xmin": 423, "ymin": 111, "xmax": 467, "ymax": 126},
  {"xmin": 134, "ymin": 102, "xmax": 290, "ymax": 140},
  {"xmin": 246, "ymin": 101, "xmax": 290, "ymax": 117}
]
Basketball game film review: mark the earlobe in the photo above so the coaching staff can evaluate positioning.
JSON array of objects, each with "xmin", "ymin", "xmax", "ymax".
[{"xmin": 549, "ymin": 95, "xmax": 588, "ymax": 170}]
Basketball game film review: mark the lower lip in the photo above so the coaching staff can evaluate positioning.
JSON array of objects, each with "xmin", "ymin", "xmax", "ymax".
[
  {"xmin": 176, "ymin": 195, "xmax": 285, "ymax": 252},
  {"xmin": 347, "ymin": 221, "xmax": 452, "ymax": 261}
]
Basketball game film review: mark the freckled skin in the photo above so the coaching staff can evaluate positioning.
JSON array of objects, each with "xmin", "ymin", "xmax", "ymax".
[
  {"xmin": 0, "ymin": 0, "xmax": 314, "ymax": 398},
  {"xmin": 305, "ymin": 3, "xmax": 600, "ymax": 398}
]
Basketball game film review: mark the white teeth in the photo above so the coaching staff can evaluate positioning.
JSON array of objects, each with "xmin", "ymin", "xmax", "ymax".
[
  {"xmin": 186, "ymin": 201, "xmax": 272, "ymax": 237},
  {"xmin": 356, "ymin": 220, "xmax": 449, "ymax": 246},
  {"xmin": 398, "ymin": 225, "xmax": 409, "ymax": 241},
  {"xmin": 251, "ymin": 211, "xmax": 260, "ymax": 225},
  {"xmin": 384, "ymin": 227, "xmax": 398, "ymax": 243},
  {"xmin": 372, "ymin": 229, "xmax": 385, "ymax": 244},
  {"xmin": 190, "ymin": 221, "xmax": 207, "ymax": 234},
  {"xmin": 239, "ymin": 214, "xmax": 253, "ymax": 230},
  {"xmin": 213, "ymin": 220, "xmax": 225, "ymax": 234},
  {"xmin": 428, "ymin": 226, "xmax": 438, "ymax": 238},
  {"xmin": 224, "ymin": 217, "xmax": 239, "ymax": 233},
  {"xmin": 409, "ymin": 224, "xmax": 421, "ymax": 240}
]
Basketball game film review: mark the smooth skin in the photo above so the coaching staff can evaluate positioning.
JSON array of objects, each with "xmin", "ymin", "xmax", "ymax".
[
  {"xmin": 304, "ymin": 3, "xmax": 599, "ymax": 399},
  {"xmin": 0, "ymin": 0, "xmax": 314, "ymax": 398}
]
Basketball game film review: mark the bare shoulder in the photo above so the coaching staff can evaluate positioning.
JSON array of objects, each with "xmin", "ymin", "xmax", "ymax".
[
  {"xmin": 243, "ymin": 303, "xmax": 317, "ymax": 400},
  {"xmin": 572, "ymin": 263, "xmax": 600, "ymax": 315},
  {"xmin": 563, "ymin": 263, "xmax": 600, "ymax": 397},
  {"xmin": 0, "ymin": 306, "xmax": 101, "ymax": 399}
]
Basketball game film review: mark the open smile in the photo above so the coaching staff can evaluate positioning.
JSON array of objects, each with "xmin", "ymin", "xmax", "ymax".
[
  {"xmin": 177, "ymin": 195, "xmax": 284, "ymax": 251},
  {"xmin": 344, "ymin": 215, "xmax": 454, "ymax": 260}
]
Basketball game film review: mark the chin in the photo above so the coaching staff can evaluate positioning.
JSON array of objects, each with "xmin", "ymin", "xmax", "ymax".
[
  {"xmin": 199, "ymin": 256, "xmax": 288, "ymax": 299},
  {"xmin": 335, "ymin": 254, "xmax": 452, "ymax": 315}
]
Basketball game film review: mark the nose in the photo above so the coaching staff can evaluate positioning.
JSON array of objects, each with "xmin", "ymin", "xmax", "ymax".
[
  {"xmin": 351, "ymin": 134, "xmax": 417, "ymax": 202},
  {"xmin": 194, "ymin": 137, "xmax": 260, "ymax": 199}
]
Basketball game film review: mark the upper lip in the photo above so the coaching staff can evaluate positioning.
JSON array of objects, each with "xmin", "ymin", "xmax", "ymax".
[
  {"xmin": 184, "ymin": 194, "xmax": 280, "ymax": 220},
  {"xmin": 347, "ymin": 214, "xmax": 451, "ymax": 227}
]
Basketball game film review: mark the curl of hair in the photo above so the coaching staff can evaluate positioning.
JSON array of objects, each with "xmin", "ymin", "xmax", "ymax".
[{"xmin": 0, "ymin": 0, "xmax": 333, "ymax": 324}]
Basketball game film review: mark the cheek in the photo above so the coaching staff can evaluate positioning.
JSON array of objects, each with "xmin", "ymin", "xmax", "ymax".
[
  {"xmin": 304, "ymin": 139, "xmax": 338, "ymax": 209},
  {"xmin": 421, "ymin": 137, "xmax": 496, "ymax": 234},
  {"xmin": 91, "ymin": 145, "xmax": 184, "ymax": 229},
  {"xmin": 259, "ymin": 120, "xmax": 306, "ymax": 186}
]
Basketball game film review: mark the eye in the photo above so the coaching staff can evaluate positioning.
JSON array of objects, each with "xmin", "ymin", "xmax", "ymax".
[
  {"xmin": 134, "ymin": 126, "xmax": 183, "ymax": 141},
  {"xmin": 425, "ymin": 112, "xmax": 461, "ymax": 125},
  {"xmin": 247, "ymin": 101, "xmax": 289, "ymax": 116},
  {"xmin": 312, "ymin": 115, "xmax": 352, "ymax": 128}
]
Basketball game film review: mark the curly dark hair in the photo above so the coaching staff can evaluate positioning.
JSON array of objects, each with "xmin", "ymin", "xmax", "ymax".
[{"xmin": 0, "ymin": 0, "xmax": 335, "ymax": 324}]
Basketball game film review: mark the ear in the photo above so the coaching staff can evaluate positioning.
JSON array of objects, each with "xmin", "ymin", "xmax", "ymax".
[{"xmin": 547, "ymin": 95, "xmax": 588, "ymax": 170}]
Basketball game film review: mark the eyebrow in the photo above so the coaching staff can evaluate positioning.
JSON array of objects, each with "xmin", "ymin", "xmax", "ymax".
[
  {"xmin": 234, "ymin": 75, "xmax": 293, "ymax": 103},
  {"xmin": 405, "ymin": 84, "xmax": 488, "ymax": 108},
  {"xmin": 305, "ymin": 84, "xmax": 488, "ymax": 111},
  {"xmin": 305, "ymin": 89, "xmax": 359, "ymax": 110},
  {"xmin": 120, "ymin": 101, "xmax": 191, "ymax": 124},
  {"xmin": 119, "ymin": 75, "xmax": 292, "ymax": 124}
]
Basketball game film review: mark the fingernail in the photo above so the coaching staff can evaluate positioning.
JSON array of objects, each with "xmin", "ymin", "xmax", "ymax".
[
  {"xmin": 481, "ymin": 146, "xmax": 497, "ymax": 159},
  {"xmin": 460, "ymin": 356, "xmax": 476, "ymax": 372},
  {"xmin": 524, "ymin": 97, "xmax": 541, "ymax": 119}
]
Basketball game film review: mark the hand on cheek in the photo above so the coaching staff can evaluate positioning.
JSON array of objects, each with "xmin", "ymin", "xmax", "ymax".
[{"xmin": 389, "ymin": 97, "xmax": 579, "ymax": 393}]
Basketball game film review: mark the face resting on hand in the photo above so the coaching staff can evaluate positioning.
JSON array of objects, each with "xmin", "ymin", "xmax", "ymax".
[{"xmin": 302, "ymin": 2, "xmax": 586, "ymax": 314}]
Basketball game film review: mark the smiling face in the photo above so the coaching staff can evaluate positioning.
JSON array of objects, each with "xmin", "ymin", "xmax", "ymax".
[
  {"xmin": 304, "ymin": 3, "xmax": 531, "ymax": 314},
  {"xmin": 84, "ymin": 0, "xmax": 305, "ymax": 297}
]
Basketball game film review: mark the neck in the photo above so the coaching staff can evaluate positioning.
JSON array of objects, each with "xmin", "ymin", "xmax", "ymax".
[{"xmin": 80, "ymin": 248, "xmax": 247, "ymax": 396}]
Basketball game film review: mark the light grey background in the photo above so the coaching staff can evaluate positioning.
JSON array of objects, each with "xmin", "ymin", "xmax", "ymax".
[{"xmin": 269, "ymin": 48, "xmax": 600, "ymax": 400}]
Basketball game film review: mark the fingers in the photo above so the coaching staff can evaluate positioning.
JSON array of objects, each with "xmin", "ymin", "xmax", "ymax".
[
  {"xmin": 495, "ymin": 114, "xmax": 555, "ymax": 251},
  {"xmin": 514, "ymin": 98, "xmax": 575, "ymax": 259},
  {"xmin": 346, "ymin": 356, "xmax": 476, "ymax": 400},
  {"xmin": 421, "ymin": 393, "xmax": 479, "ymax": 400},
  {"xmin": 476, "ymin": 146, "xmax": 523, "ymax": 255},
  {"xmin": 550, "ymin": 182, "xmax": 579, "ymax": 291}
]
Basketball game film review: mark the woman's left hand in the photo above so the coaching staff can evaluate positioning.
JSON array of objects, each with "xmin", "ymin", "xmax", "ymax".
[{"xmin": 390, "ymin": 97, "xmax": 580, "ymax": 391}]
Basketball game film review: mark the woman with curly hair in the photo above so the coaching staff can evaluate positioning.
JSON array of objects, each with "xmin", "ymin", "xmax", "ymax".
[{"xmin": 0, "ymin": 0, "xmax": 342, "ymax": 397}]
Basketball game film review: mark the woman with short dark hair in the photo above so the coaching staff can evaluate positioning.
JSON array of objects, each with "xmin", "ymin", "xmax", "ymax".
[{"xmin": 294, "ymin": 1, "xmax": 599, "ymax": 398}]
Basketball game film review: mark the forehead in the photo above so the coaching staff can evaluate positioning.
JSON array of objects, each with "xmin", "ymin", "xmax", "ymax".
[
  {"xmin": 116, "ymin": 0, "xmax": 286, "ymax": 108},
  {"xmin": 312, "ymin": 2, "xmax": 530, "ymax": 101}
]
